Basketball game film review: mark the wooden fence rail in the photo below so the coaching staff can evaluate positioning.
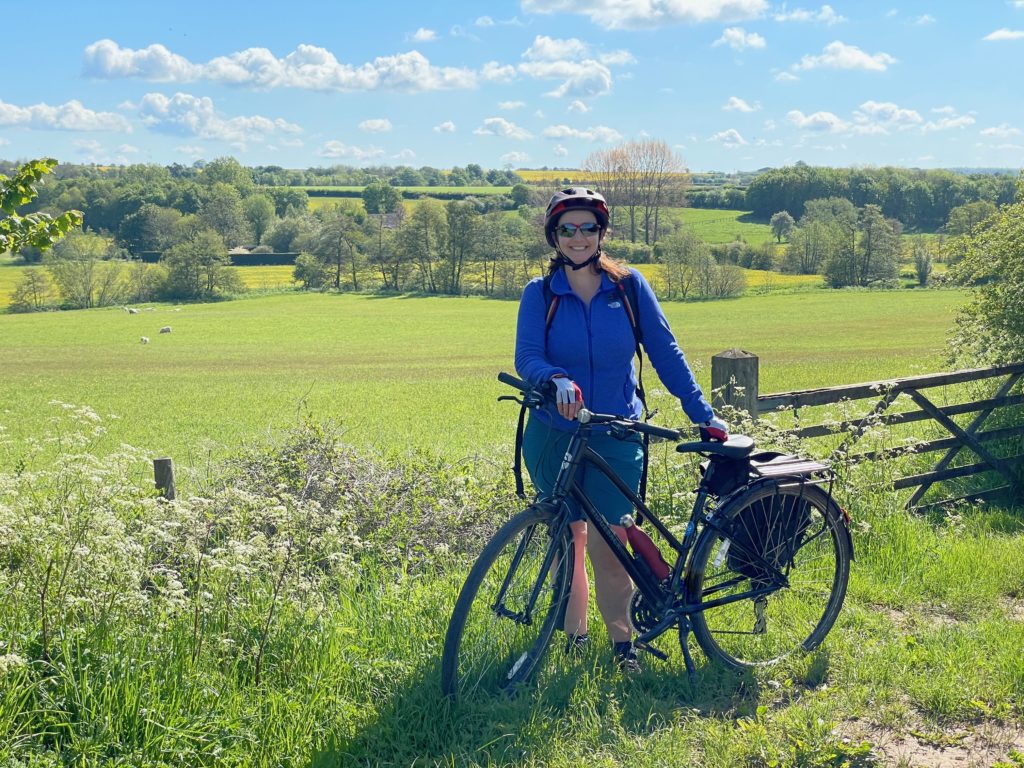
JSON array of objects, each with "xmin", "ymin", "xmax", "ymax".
[{"xmin": 710, "ymin": 349, "xmax": 1024, "ymax": 511}]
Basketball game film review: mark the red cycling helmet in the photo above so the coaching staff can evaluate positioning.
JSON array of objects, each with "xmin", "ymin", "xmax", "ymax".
[{"xmin": 544, "ymin": 187, "xmax": 610, "ymax": 247}]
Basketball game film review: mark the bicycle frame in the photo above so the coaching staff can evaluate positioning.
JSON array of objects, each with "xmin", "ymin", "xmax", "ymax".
[{"xmin": 537, "ymin": 420, "xmax": 778, "ymax": 656}]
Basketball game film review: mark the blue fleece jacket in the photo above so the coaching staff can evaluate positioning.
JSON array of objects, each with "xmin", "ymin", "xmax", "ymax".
[{"xmin": 515, "ymin": 267, "xmax": 714, "ymax": 431}]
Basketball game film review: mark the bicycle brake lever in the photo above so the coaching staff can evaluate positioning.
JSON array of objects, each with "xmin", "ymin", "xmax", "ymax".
[{"xmin": 497, "ymin": 395, "xmax": 524, "ymax": 405}]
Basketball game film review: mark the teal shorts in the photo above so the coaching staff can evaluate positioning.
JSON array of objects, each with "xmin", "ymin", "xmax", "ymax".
[{"xmin": 522, "ymin": 417, "xmax": 644, "ymax": 526}]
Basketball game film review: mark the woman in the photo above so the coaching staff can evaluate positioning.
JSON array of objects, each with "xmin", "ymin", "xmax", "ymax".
[{"xmin": 514, "ymin": 187, "xmax": 728, "ymax": 672}]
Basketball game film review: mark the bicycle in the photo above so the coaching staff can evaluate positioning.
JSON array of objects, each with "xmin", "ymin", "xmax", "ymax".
[{"xmin": 440, "ymin": 373, "xmax": 853, "ymax": 700}]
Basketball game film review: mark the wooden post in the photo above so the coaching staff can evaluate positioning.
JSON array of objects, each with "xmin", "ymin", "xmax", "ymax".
[
  {"xmin": 711, "ymin": 349, "xmax": 759, "ymax": 418},
  {"xmin": 154, "ymin": 458, "xmax": 176, "ymax": 500}
]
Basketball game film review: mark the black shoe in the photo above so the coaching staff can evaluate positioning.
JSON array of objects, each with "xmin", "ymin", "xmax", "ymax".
[
  {"xmin": 565, "ymin": 633, "xmax": 591, "ymax": 656},
  {"xmin": 612, "ymin": 641, "xmax": 642, "ymax": 674}
]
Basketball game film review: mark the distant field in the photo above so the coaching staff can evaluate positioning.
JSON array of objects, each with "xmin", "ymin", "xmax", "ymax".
[
  {"xmin": 0, "ymin": 289, "xmax": 969, "ymax": 469},
  {"xmin": 671, "ymin": 208, "xmax": 774, "ymax": 244},
  {"xmin": 299, "ymin": 185, "xmax": 511, "ymax": 196}
]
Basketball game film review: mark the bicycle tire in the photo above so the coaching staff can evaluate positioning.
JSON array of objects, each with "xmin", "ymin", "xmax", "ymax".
[
  {"xmin": 441, "ymin": 505, "xmax": 572, "ymax": 700},
  {"xmin": 685, "ymin": 481, "xmax": 851, "ymax": 670}
]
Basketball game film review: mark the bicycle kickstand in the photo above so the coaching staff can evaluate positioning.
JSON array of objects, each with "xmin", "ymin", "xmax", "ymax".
[{"xmin": 677, "ymin": 617, "xmax": 698, "ymax": 688}]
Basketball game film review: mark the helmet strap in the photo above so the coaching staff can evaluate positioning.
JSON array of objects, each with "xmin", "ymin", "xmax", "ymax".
[{"xmin": 554, "ymin": 248, "xmax": 602, "ymax": 271}]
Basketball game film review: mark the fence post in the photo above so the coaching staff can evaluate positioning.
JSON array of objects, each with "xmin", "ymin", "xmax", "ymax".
[
  {"xmin": 154, "ymin": 458, "xmax": 176, "ymax": 500},
  {"xmin": 711, "ymin": 349, "xmax": 760, "ymax": 418}
]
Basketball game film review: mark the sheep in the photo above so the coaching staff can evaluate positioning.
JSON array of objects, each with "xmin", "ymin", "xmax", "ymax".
[
  {"xmin": 159, "ymin": 326, "xmax": 172, "ymax": 334},
  {"xmin": 127, "ymin": 308, "xmax": 140, "ymax": 315},
  {"xmin": 140, "ymin": 336, "xmax": 150, "ymax": 344}
]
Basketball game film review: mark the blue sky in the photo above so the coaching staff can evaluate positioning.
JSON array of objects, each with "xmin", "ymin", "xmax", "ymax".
[{"xmin": 3, "ymin": 0, "xmax": 1023, "ymax": 171}]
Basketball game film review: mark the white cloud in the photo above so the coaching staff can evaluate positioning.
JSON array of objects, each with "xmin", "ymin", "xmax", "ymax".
[
  {"xmin": 318, "ymin": 140, "xmax": 385, "ymax": 161},
  {"xmin": 137, "ymin": 92, "xmax": 300, "ymax": 145},
  {"xmin": 499, "ymin": 100, "xmax": 526, "ymax": 110},
  {"xmin": 775, "ymin": 71, "xmax": 800, "ymax": 82},
  {"xmin": 524, "ymin": 35, "xmax": 590, "ymax": 61},
  {"xmin": 787, "ymin": 109, "xmax": 848, "ymax": 132},
  {"xmin": 983, "ymin": 28, "xmax": 1024, "ymax": 40},
  {"xmin": 723, "ymin": 96, "xmax": 758, "ymax": 112},
  {"xmin": 475, "ymin": 15, "xmax": 523, "ymax": 26},
  {"xmin": 0, "ymin": 137, "xmax": 10, "ymax": 146},
  {"xmin": 774, "ymin": 4, "xmax": 846, "ymax": 24},
  {"xmin": 0, "ymin": 98, "xmax": 131, "ymax": 132},
  {"xmin": 474, "ymin": 117, "xmax": 533, "ymax": 139},
  {"xmin": 118, "ymin": 143, "xmax": 140, "ymax": 153},
  {"xmin": 433, "ymin": 120, "xmax": 456, "ymax": 132},
  {"xmin": 481, "ymin": 61, "xmax": 517, "ymax": 82},
  {"xmin": 764, "ymin": 118, "xmax": 776, "ymax": 130},
  {"xmin": 853, "ymin": 100, "xmax": 922, "ymax": 129},
  {"xmin": 519, "ymin": 59, "xmax": 614, "ymax": 98},
  {"xmin": 411, "ymin": 28, "xmax": 438, "ymax": 42},
  {"xmin": 543, "ymin": 124, "xmax": 622, "ymax": 142},
  {"xmin": 279, "ymin": 137, "xmax": 304, "ymax": 148},
  {"xmin": 521, "ymin": 0, "xmax": 769, "ymax": 29},
  {"xmin": 569, "ymin": 100, "xmax": 591, "ymax": 113},
  {"xmin": 553, "ymin": 144, "xmax": 569, "ymax": 156},
  {"xmin": 177, "ymin": 144, "xmax": 205, "ymax": 157},
  {"xmin": 931, "ymin": 105, "xmax": 957, "ymax": 114},
  {"xmin": 84, "ymin": 39, "xmax": 486, "ymax": 92},
  {"xmin": 915, "ymin": 14, "xmax": 936, "ymax": 25},
  {"xmin": 922, "ymin": 114, "xmax": 976, "ymax": 132},
  {"xmin": 393, "ymin": 148, "xmax": 416, "ymax": 161},
  {"xmin": 501, "ymin": 151, "xmax": 530, "ymax": 164},
  {"xmin": 981, "ymin": 123, "xmax": 1022, "ymax": 138},
  {"xmin": 476, "ymin": 16, "xmax": 495, "ymax": 26},
  {"xmin": 600, "ymin": 49, "xmax": 636, "ymax": 65},
  {"xmin": 713, "ymin": 27, "xmax": 766, "ymax": 50},
  {"xmin": 795, "ymin": 41, "xmax": 897, "ymax": 71},
  {"xmin": 710, "ymin": 128, "xmax": 748, "ymax": 147},
  {"xmin": 358, "ymin": 118, "xmax": 393, "ymax": 133}
]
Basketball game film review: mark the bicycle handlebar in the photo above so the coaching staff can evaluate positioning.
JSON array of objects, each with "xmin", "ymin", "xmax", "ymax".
[{"xmin": 498, "ymin": 372, "xmax": 682, "ymax": 441}]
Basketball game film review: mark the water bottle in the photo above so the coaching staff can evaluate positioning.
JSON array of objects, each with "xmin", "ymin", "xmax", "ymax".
[{"xmin": 620, "ymin": 514, "xmax": 671, "ymax": 582}]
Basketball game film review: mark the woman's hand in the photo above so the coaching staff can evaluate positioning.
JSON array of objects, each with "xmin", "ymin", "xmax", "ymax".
[
  {"xmin": 700, "ymin": 415, "xmax": 729, "ymax": 442},
  {"xmin": 552, "ymin": 376, "xmax": 584, "ymax": 421}
]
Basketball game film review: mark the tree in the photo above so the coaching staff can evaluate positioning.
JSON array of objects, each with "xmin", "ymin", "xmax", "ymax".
[
  {"xmin": 312, "ymin": 204, "xmax": 366, "ymax": 290},
  {"xmin": 397, "ymin": 199, "xmax": 447, "ymax": 292},
  {"xmin": 8, "ymin": 269, "xmax": 56, "ymax": 312},
  {"xmin": 47, "ymin": 230, "xmax": 128, "ymax": 309},
  {"xmin": 510, "ymin": 184, "xmax": 531, "ymax": 208},
  {"xmin": 118, "ymin": 203, "xmax": 186, "ymax": 254},
  {"xmin": 655, "ymin": 229, "xmax": 705, "ymax": 299},
  {"xmin": 1, "ymin": 158, "xmax": 82, "ymax": 257},
  {"xmin": 945, "ymin": 201, "xmax": 997, "ymax": 236},
  {"xmin": 199, "ymin": 183, "xmax": 247, "ymax": 247},
  {"xmin": 361, "ymin": 181, "xmax": 401, "ymax": 214},
  {"xmin": 769, "ymin": 211, "xmax": 796, "ymax": 243},
  {"xmin": 911, "ymin": 239, "xmax": 933, "ymax": 287},
  {"xmin": 949, "ymin": 189, "xmax": 1024, "ymax": 364},
  {"xmin": 161, "ymin": 229, "xmax": 240, "ymax": 299},
  {"xmin": 442, "ymin": 201, "xmax": 479, "ymax": 294},
  {"xmin": 823, "ymin": 204, "xmax": 901, "ymax": 287},
  {"xmin": 243, "ymin": 194, "xmax": 277, "ymax": 245}
]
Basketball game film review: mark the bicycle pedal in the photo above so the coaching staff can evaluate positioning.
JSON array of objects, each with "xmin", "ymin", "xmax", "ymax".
[{"xmin": 634, "ymin": 640, "xmax": 668, "ymax": 661}]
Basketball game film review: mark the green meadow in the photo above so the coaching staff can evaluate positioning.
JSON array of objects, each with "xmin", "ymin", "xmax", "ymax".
[
  {"xmin": 1, "ymin": 288, "xmax": 969, "ymax": 471},
  {"xmin": 4, "ymin": 285, "xmax": 1024, "ymax": 768}
]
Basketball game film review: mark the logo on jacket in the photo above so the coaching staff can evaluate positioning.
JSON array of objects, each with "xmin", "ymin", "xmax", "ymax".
[{"xmin": 608, "ymin": 300, "xmax": 622, "ymax": 309}]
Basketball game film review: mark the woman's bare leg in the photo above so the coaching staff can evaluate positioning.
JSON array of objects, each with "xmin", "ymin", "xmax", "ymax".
[
  {"xmin": 587, "ymin": 524, "xmax": 633, "ymax": 643},
  {"xmin": 563, "ymin": 520, "xmax": 589, "ymax": 637}
]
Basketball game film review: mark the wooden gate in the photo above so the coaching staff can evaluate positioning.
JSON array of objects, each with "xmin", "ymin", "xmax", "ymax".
[{"xmin": 711, "ymin": 350, "xmax": 1024, "ymax": 511}]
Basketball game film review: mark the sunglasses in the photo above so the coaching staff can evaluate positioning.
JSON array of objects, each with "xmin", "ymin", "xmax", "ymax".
[{"xmin": 556, "ymin": 222, "xmax": 601, "ymax": 238}]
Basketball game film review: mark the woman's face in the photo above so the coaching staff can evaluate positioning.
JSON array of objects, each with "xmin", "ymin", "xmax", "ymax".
[{"xmin": 556, "ymin": 209, "xmax": 601, "ymax": 267}]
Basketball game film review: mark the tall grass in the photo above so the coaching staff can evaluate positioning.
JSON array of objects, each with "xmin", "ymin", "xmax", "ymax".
[{"xmin": 1, "ymin": 407, "xmax": 1021, "ymax": 767}]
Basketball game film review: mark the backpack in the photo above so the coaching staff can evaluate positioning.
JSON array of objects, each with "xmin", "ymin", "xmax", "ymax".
[{"xmin": 513, "ymin": 272, "xmax": 652, "ymax": 502}]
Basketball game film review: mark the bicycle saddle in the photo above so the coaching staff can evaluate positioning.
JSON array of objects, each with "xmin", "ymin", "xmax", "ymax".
[{"xmin": 676, "ymin": 434, "xmax": 755, "ymax": 460}]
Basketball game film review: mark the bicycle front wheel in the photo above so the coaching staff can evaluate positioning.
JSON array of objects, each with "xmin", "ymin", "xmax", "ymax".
[
  {"xmin": 686, "ymin": 481, "xmax": 851, "ymax": 669},
  {"xmin": 441, "ymin": 505, "xmax": 572, "ymax": 700}
]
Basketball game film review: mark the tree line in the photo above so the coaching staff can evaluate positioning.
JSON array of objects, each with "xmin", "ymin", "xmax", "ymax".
[{"xmin": 744, "ymin": 164, "xmax": 1017, "ymax": 231}]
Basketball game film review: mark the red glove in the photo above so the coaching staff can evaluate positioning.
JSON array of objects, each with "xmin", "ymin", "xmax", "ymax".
[
  {"xmin": 552, "ymin": 376, "xmax": 584, "ymax": 420},
  {"xmin": 700, "ymin": 415, "xmax": 729, "ymax": 442}
]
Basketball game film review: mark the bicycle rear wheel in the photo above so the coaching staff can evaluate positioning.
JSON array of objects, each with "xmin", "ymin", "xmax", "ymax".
[
  {"xmin": 686, "ymin": 481, "xmax": 851, "ymax": 670},
  {"xmin": 441, "ymin": 504, "xmax": 572, "ymax": 700}
]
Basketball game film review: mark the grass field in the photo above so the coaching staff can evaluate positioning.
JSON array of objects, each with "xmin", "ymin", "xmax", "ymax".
[
  {"xmin": 300, "ymin": 185, "xmax": 511, "ymax": 195},
  {"xmin": 3, "ymin": 285, "xmax": 1024, "ymax": 767},
  {"xmin": 0, "ymin": 289, "xmax": 969, "ymax": 471}
]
